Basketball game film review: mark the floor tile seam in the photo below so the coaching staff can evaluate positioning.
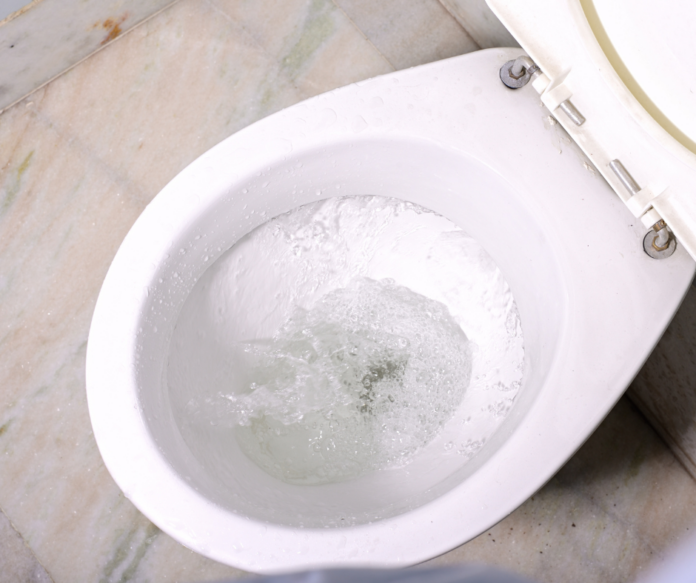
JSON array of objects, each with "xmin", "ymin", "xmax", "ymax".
[
  {"xmin": 22, "ymin": 0, "xmax": 293, "ymax": 205},
  {"xmin": 206, "ymin": 0, "xmax": 394, "ymax": 105},
  {"xmin": 328, "ymin": 0, "xmax": 397, "ymax": 71},
  {"xmin": 23, "ymin": 102, "xmax": 150, "ymax": 204},
  {"xmin": 204, "ymin": 0, "xmax": 304, "ymax": 120},
  {"xmin": 204, "ymin": 0, "xmax": 277, "ymax": 59},
  {"xmin": 0, "ymin": 0, "xmax": 41, "ymax": 27},
  {"xmin": 204, "ymin": 0, "xmax": 330, "ymax": 82},
  {"xmin": 0, "ymin": 0, "xmax": 184, "ymax": 118},
  {"xmin": 204, "ymin": 0, "xmax": 312, "ymax": 95},
  {"xmin": 627, "ymin": 389, "xmax": 696, "ymax": 481},
  {"xmin": 0, "ymin": 338, "xmax": 89, "ymax": 447},
  {"xmin": 0, "ymin": 501, "xmax": 56, "ymax": 583},
  {"xmin": 435, "ymin": 0, "xmax": 482, "ymax": 50}
]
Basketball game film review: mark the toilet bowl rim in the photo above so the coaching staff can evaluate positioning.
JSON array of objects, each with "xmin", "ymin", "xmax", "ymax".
[{"xmin": 86, "ymin": 48, "xmax": 695, "ymax": 572}]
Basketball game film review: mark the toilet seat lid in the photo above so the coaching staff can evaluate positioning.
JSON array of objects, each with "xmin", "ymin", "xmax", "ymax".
[
  {"xmin": 583, "ymin": 0, "xmax": 696, "ymax": 154},
  {"xmin": 488, "ymin": 0, "xmax": 696, "ymax": 262}
]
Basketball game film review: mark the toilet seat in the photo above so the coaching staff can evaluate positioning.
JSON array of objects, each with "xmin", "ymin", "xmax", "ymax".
[
  {"xmin": 86, "ymin": 48, "xmax": 695, "ymax": 572},
  {"xmin": 489, "ymin": 0, "xmax": 696, "ymax": 259}
]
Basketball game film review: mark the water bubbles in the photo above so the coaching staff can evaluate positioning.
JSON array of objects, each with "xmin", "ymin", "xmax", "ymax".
[
  {"xmin": 457, "ymin": 438, "xmax": 485, "ymax": 459},
  {"xmin": 351, "ymin": 115, "xmax": 368, "ymax": 133},
  {"xmin": 208, "ymin": 278, "xmax": 472, "ymax": 485},
  {"xmin": 169, "ymin": 195, "xmax": 525, "ymax": 487}
]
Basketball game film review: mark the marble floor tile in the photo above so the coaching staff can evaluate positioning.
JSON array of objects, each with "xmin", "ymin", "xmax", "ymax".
[
  {"xmin": 34, "ymin": 0, "xmax": 391, "ymax": 202},
  {"xmin": 0, "ymin": 1, "xmax": 390, "ymax": 581},
  {"xmin": 208, "ymin": 0, "xmax": 394, "ymax": 95},
  {"xmin": 630, "ymin": 284, "xmax": 696, "ymax": 479},
  {"xmin": 0, "ymin": 93, "xmax": 246, "ymax": 583},
  {"xmin": 333, "ymin": 0, "xmax": 480, "ymax": 69},
  {"xmin": 429, "ymin": 397, "xmax": 696, "ymax": 583},
  {"xmin": 0, "ymin": 507, "xmax": 51, "ymax": 583},
  {"xmin": 439, "ymin": 0, "xmax": 519, "ymax": 49},
  {"xmin": 0, "ymin": 0, "xmax": 178, "ymax": 112}
]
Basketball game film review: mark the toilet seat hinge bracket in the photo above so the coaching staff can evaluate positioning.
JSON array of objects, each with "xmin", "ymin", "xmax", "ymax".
[
  {"xmin": 499, "ymin": 56, "xmax": 539, "ymax": 89},
  {"xmin": 608, "ymin": 160, "xmax": 676, "ymax": 258},
  {"xmin": 609, "ymin": 159, "xmax": 640, "ymax": 197},
  {"xmin": 643, "ymin": 219, "xmax": 677, "ymax": 259},
  {"xmin": 499, "ymin": 56, "xmax": 585, "ymax": 126},
  {"xmin": 609, "ymin": 159, "xmax": 668, "ymax": 217},
  {"xmin": 500, "ymin": 59, "xmax": 676, "ymax": 259}
]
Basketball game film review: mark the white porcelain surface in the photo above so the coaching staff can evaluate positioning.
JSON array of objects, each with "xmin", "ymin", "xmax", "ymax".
[
  {"xmin": 87, "ymin": 48, "xmax": 694, "ymax": 572},
  {"xmin": 488, "ymin": 0, "xmax": 696, "ymax": 259}
]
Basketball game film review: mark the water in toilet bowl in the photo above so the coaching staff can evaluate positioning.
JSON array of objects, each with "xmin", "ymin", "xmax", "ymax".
[
  {"xmin": 217, "ymin": 277, "xmax": 473, "ymax": 484},
  {"xmin": 168, "ymin": 196, "xmax": 525, "ymax": 485}
]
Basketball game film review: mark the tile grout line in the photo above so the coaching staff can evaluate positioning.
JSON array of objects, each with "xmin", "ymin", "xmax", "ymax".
[
  {"xmin": 11, "ymin": 0, "xmax": 400, "ymax": 220},
  {"xmin": 22, "ymin": 101, "xmax": 151, "ymax": 205},
  {"xmin": 0, "ymin": 0, "xmax": 185, "ymax": 117},
  {"xmin": 627, "ymin": 389, "xmax": 696, "ymax": 482},
  {"xmin": 328, "ymin": 0, "xmax": 397, "ymax": 71},
  {"xmin": 206, "ymin": 0, "xmax": 394, "ymax": 98},
  {"xmin": 203, "ymin": 0, "xmax": 315, "ymax": 98},
  {"xmin": 436, "ymin": 0, "xmax": 483, "ymax": 50},
  {"xmin": 0, "ymin": 502, "xmax": 56, "ymax": 583},
  {"xmin": 0, "ymin": 0, "xmax": 43, "ymax": 27},
  {"xmin": 204, "ymin": 0, "xmax": 277, "ymax": 61}
]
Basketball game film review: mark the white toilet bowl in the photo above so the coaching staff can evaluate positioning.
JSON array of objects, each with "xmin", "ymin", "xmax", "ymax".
[{"xmin": 86, "ymin": 46, "xmax": 694, "ymax": 572}]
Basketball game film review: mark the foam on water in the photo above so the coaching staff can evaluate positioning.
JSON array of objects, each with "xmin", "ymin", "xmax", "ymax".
[
  {"xmin": 210, "ymin": 278, "xmax": 471, "ymax": 484},
  {"xmin": 168, "ymin": 195, "xmax": 525, "ymax": 486}
]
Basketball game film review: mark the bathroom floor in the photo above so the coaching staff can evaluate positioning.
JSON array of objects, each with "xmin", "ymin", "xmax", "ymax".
[{"xmin": 1, "ymin": 1, "xmax": 696, "ymax": 582}]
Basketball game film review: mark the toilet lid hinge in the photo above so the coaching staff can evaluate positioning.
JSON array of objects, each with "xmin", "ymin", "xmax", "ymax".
[
  {"xmin": 500, "ymin": 57, "xmax": 678, "ymax": 260},
  {"xmin": 499, "ymin": 56, "xmax": 585, "ymax": 126},
  {"xmin": 607, "ymin": 159, "xmax": 677, "ymax": 258},
  {"xmin": 608, "ymin": 158, "xmax": 668, "ymax": 220},
  {"xmin": 643, "ymin": 219, "xmax": 677, "ymax": 259}
]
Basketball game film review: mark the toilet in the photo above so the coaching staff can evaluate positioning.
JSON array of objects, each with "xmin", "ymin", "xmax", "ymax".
[{"xmin": 86, "ymin": 0, "xmax": 696, "ymax": 574}]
